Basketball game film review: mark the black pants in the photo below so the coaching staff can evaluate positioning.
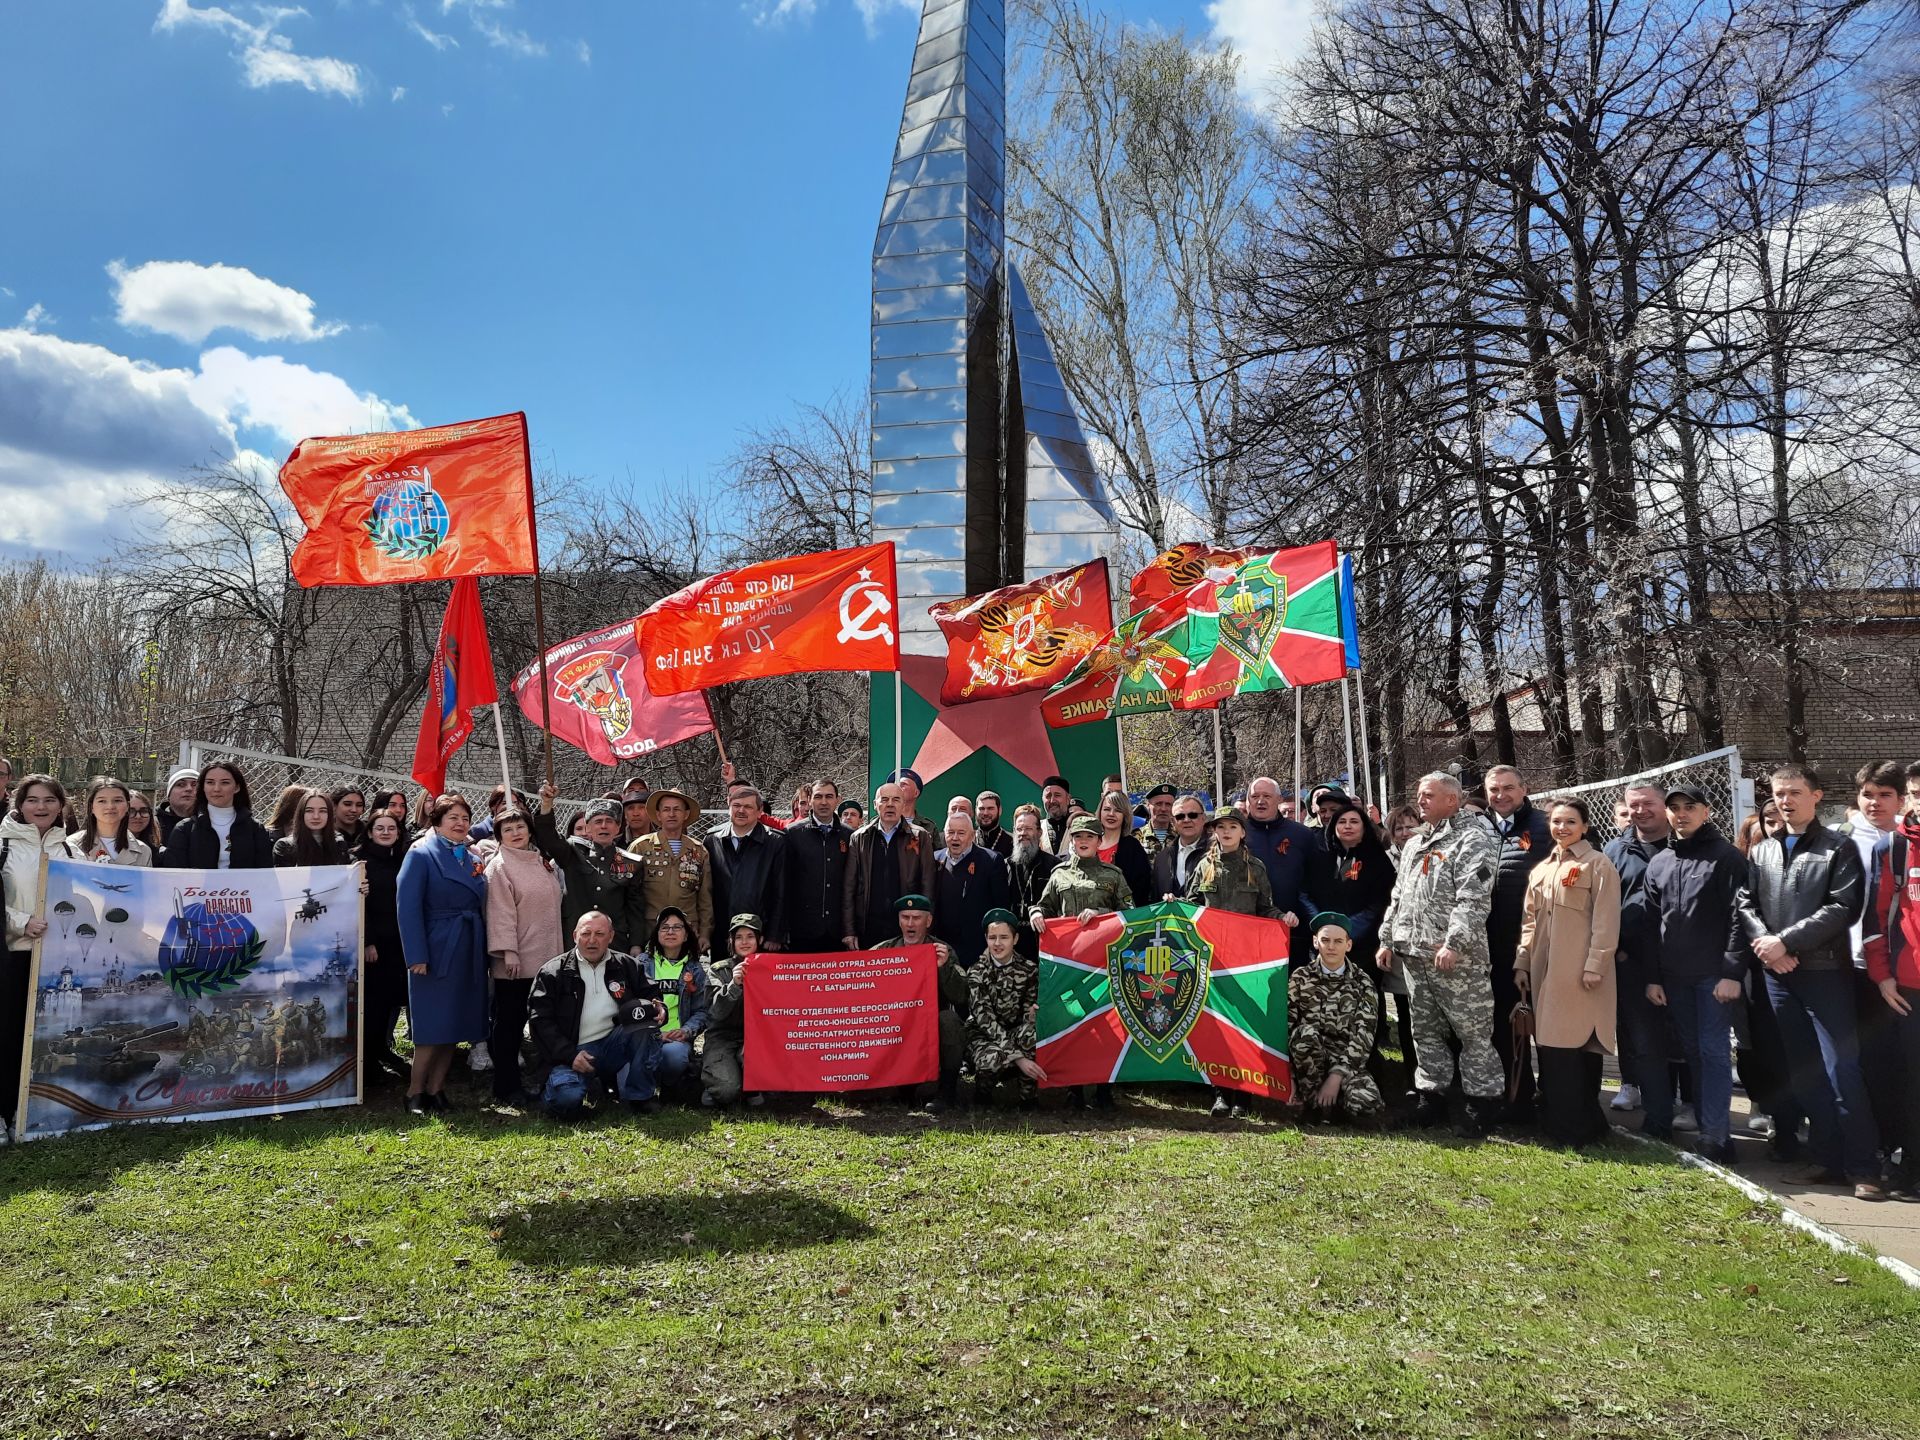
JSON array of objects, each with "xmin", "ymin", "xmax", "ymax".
[
  {"xmin": 1488, "ymin": 944, "xmax": 1537, "ymax": 1109},
  {"xmin": 1537, "ymin": 1045, "xmax": 1608, "ymax": 1146},
  {"xmin": 1854, "ymin": 967, "xmax": 1907, "ymax": 1166},
  {"xmin": 1736, "ymin": 957, "xmax": 1796, "ymax": 1129},
  {"xmin": 489, "ymin": 977, "xmax": 534, "ymax": 1099},
  {"xmin": 2, "ymin": 949, "xmax": 29, "ymax": 1126},
  {"xmin": 364, "ymin": 951, "xmax": 409, "ymax": 1059},
  {"xmin": 1895, "ymin": 987, "xmax": 1920, "ymax": 1185}
]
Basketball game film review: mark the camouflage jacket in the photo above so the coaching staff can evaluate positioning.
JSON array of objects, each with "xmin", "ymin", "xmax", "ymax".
[
  {"xmin": 1190, "ymin": 847, "xmax": 1282, "ymax": 919},
  {"xmin": 1135, "ymin": 827, "xmax": 1175, "ymax": 859},
  {"xmin": 1033, "ymin": 855, "xmax": 1134, "ymax": 920},
  {"xmin": 1288, "ymin": 960, "xmax": 1378, "ymax": 1078},
  {"xmin": 1378, "ymin": 810, "xmax": 1498, "ymax": 962},
  {"xmin": 874, "ymin": 934, "xmax": 970, "ymax": 1012},
  {"xmin": 967, "ymin": 950, "xmax": 1038, "ymax": 1072}
]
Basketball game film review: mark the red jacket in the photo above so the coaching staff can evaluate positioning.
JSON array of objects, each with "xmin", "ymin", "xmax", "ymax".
[{"xmin": 1863, "ymin": 817, "xmax": 1920, "ymax": 990}]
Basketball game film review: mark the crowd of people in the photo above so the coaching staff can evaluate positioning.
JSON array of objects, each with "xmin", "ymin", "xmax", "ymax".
[{"xmin": 1, "ymin": 751, "xmax": 1915, "ymax": 1202}]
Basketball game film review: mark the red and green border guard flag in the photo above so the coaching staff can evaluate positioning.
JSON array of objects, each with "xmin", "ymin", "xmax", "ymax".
[
  {"xmin": 1036, "ymin": 901, "xmax": 1292, "ymax": 1101},
  {"xmin": 1213, "ymin": 540, "xmax": 1347, "ymax": 692}
]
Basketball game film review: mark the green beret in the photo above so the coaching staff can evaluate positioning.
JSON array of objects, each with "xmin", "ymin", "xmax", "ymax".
[
  {"xmin": 895, "ymin": 893, "xmax": 932, "ymax": 913},
  {"xmin": 728, "ymin": 913, "xmax": 765, "ymax": 935},
  {"xmin": 1067, "ymin": 814, "xmax": 1101, "ymax": 837},
  {"xmin": 982, "ymin": 907, "xmax": 1018, "ymax": 930},
  {"xmin": 1144, "ymin": 783, "xmax": 1179, "ymax": 801},
  {"xmin": 1308, "ymin": 911, "xmax": 1353, "ymax": 936}
]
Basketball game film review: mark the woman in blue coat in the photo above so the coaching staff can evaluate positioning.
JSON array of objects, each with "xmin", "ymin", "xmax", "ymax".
[{"xmin": 397, "ymin": 793, "xmax": 489, "ymax": 1114}]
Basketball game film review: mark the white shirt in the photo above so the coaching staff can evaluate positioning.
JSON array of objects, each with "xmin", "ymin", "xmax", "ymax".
[
  {"xmin": 206, "ymin": 804, "xmax": 237, "ymax": 869},
  {"xmin": 1172, "ymin": 837, "xmax": 1205, "ymax": 888},
  {"xmin": 576, "ymin": 957, "xmax": 618, "ymax": 1047}
]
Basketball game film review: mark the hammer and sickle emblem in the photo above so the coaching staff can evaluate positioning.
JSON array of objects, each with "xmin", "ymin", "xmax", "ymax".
[{"xmin": 838, "ymin": 568, "xmax": 895, "ymax": 645}]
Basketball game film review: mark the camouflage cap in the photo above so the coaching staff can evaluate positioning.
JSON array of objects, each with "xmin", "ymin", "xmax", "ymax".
[
  {"xmin": 728, "ymin": 913, "xmax": 765, "ymax": 935},
  {"xmin": 1067, "ymin": 815, "xmax": 1101, "ymax": 837},
  {"xmin": 1210, "ymin": 805, "xmax": 1247, "ymax": 827}
]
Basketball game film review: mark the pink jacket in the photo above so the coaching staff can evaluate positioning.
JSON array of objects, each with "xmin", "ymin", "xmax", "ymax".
[{"xmin": 484, "ymin": 843, "xmax": 565, "ymax": 980}]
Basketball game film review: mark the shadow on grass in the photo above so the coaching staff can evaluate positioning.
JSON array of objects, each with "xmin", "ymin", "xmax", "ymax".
[{"xmin": 484, "ymin": 1188, "xmax": 872, "ymax": 1265}]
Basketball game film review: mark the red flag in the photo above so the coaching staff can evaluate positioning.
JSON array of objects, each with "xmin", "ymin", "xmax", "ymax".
[
  {"xmin": 281, "ymin": 412, "xmax": 536, "ymax": 586},
  {"xmin": 927, "ymin": 559, "xmax": 1111, "ymax": 707},
  {"xmin": 412, "ymin": 578, "xmax": 498, "ymax": 794},
  {"xmin": 512, "ymin": 615, "xmax": 715, "ymax": 766},
  {"xmin": 1130, "ymin": 542, "xmax": 1265, "ymax": 608},
  {"xmin": 637, "ymin": 543, "xmax": 900, "ymax": 697},
  {"xmin": 742, "ymin": 946, "xmax": 939, "ymax": 1092}
]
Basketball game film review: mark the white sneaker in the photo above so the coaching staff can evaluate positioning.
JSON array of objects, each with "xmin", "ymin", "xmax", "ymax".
[
  {"xmin": 1610, "ymin": 1084, "xmax": 1642, "ymax": 1111},
  {"xmin": 468, "ymin": 1042, "xmax": 493, "ymax": 1073},
  {"xmin": 1747, "ymin": 1112, "xmax": 1775, "ymax": 1138},
  {"xmin": 1673, "ymin": 1103, "xmax": 1699, "ymax": 1133}
]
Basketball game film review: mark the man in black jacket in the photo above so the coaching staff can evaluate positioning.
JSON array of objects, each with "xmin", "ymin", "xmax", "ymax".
[
  {"xmin": 1483, "ymin": 765, "xmax": 1552, "ymax": 1117},
  {"xmin": 1734, "ymin": 764, "xmax": 1880, "ymax": 1198},
  {"xmin": 1605, "ymin": 782, "xmax": 1675, "ymax": 1125},
  {"xmin": 932, "ymin": 812, "xmax": 1012, "ymax": 961},
  {"xmin": 533, "ymin": 793, "xmax": 643, "ymax": 951},
  {"xmin": 1642, "ymin": 785, "xmax": 1746, "ymax": 1161},
  {"xmin": 707, "ymin": 781, "xmax": 789, "ymax": 953},
  {"xmin": 974, "ymin": 790, "xmax": 1015, "ymax": 860},
  {"xmin": 527, "ymin": 912, "xmax": 663, "ymax": 1118},
  {"xmin": 1006, "ymin": 804, "xmax": 1058, "ymax": 959},
  {"xmin": 1151, "ymin": 795, "xmax": 1211, "ymax": 899},
  {"xmin": 785, "ymin": 778, "xmax": 852, "ymax": 952}
]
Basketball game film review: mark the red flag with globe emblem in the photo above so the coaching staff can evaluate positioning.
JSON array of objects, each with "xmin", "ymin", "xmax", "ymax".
[
  {"xmin": 281, "ymin": 412, "xmax": 536, "ymax": 587},
  {"xmin": 636, "ymin": 543, "xmax": 901, "ymax": 695}
]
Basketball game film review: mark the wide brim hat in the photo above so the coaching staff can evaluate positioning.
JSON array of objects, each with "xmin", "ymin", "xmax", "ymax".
[{"xmin": 646, "ymin": 787, "xmax": 698, "ymax": 823}]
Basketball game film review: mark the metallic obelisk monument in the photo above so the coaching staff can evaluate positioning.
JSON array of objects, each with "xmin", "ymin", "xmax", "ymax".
[{"xmin": 869, "ymin": 0, "xmax": 1120, "ymax": 795}]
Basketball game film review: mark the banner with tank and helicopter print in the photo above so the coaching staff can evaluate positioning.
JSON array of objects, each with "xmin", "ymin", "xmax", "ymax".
[{"xmin": 14, "ymin": 859, "xmax": 365, "ymax": 1140}]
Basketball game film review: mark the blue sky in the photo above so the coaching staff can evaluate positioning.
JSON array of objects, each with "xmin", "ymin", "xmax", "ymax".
[{"xmin": 0, "ymin": 0, "xmax": 1306, "ymax": 562}]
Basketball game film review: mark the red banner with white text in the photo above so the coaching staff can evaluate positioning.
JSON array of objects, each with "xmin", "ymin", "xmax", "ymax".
[{"xmin": 742, "ymin": 946, "xmax": 938, "ymax": 1092}]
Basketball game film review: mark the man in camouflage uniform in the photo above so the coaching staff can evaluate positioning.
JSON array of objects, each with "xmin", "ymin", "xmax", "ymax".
[
  {"xmin": 1376, "ymin": 771, "xmax": 1504, "ymax": 1136},
  {"xmin": 968, "ymin": 907, "xmax": 1043, "ymax": 1106},
  {"xmin": 1135, "ymin": 783, "xmax": 1179, "ymax": 858},
  {"xmin": 1290, "ymin": 912, "xmax": 1385, "ymax": 1124},
  {"xmin": 625, "ymin": 786, "xmax": 714, "ymax": 953},
  {"xmin": 1028, "ymin": 814, "xmax": 1134, "ymax": 1108},
  {"xmin": 874, "ymin": 894, "xmax": 970, "ymax": 1112}
]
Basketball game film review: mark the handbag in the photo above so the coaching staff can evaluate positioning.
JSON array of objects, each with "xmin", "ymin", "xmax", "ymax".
[{"xmin": 1507, "ymin": 997, "xmax": 1536, "ymax": 1103}]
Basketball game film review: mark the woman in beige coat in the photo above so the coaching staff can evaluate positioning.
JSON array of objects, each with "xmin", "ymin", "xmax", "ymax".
[
  {"xmin": 483, "ymin": 811, "xmax": 564, "ymax": 1107},
  {"xmin": 1515, "ymin": 795, "xmax": 1622, "ymax": 1147}
]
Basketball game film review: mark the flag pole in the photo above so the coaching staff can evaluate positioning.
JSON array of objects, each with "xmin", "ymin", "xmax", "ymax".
[
  {"xmin": 518, "ymin": 413, "xmax": 554, "ymax": 788},
  {"xmin": 1356, "ymin": 673, "xmax": 1376, "ymax": 812},
  {"xmin": 893, "ymin": 670, "xmax": 903, "ymax": 778},
  {"xmin": 1292, "ymin": 686, "xmax": 1304, "ymax": 817},
  {"xmin": 1340, "ymin": 677, "xmax": 1357, "ymax": 802},
  {"xmin": 1211, "ymin": 702, "xmax": 1226, "ymax": 808},
  {"xmin": 489, "ymin": 703, "xmax": 515, "ymax": 802}
]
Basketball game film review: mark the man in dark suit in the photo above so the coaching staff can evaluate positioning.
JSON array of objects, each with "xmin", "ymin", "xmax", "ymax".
[
  {"xmin": 785, "ymin": 777, "xmax": 854, "ymax": 953},
  {"xmin": 1151, "ymin": 794, "xmax": 1212, "ymax": 899},
  {"xmin": 706, "ymin": 781, "xmax": 788, "ymax": 953}
]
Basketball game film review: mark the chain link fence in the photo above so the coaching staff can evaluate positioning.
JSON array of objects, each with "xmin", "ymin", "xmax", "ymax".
[
  {"xmin": 182, "ymin": 742, "xmax": 733, "ymax": 840},
  {"xmin": 1545, "ymin": 744, "xmax": 1750, "ymax": 845}
]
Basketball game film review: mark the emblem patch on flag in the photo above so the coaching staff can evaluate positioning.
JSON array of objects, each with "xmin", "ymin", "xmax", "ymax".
[
  {"xmin": 1216, "ymin": 557, "xmax": 1288, "ymax": 677},
  {"xmin": 1109, "ymin": 909, "xmax": 1210, "ymax": 1063}
]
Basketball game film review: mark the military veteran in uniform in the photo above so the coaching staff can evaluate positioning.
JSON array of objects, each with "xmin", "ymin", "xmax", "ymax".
[
  {"xmin": 1377, "ymin": 772, "xmax": 1504, "ymax": 1137},
  {"xmin": 625, "ymin": 785, "xmax": 713, "ymax": 954}
]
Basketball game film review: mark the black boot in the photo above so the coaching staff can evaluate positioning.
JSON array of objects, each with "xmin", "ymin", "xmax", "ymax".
[
  {"xmin": 1455, "ymin": 1097, "xmax": 1498, "ymax": 1140},
  {"xmin": 1408, "ymin": 1090, "xmax": 1450, "ymax": 1128}
]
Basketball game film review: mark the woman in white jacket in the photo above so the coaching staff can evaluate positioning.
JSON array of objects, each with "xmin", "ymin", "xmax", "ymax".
[
  {"xmin": 64, "ymin": 776, "xmax": 153, "ymax": 868},
  {"xmin": 3, "ymin": 773, "xmax": 70, "ymax": 1137}
]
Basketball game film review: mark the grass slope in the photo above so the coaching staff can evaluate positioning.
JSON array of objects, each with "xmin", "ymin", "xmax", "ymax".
[{"xmin": 3, "ymin": 1093, "xmax": 1917, "ymax": 1439}]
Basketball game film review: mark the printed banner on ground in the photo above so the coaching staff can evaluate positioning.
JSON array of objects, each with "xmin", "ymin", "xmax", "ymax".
[
  {"xmin": 281, "ymin": 411, "xmax": 535, "ymax": 586},
  {"xmin": 741, "ymin": 946, "xmax": 938, "ymax": 1093},
  {"xmin": 16, "ymin": 859, "xmax": 365, "ymax": 1140},
  {"xmin": 1035, "ymin": 901, "xmax": 1292, "ymax": 1100},
  {"xmin": 512, "ymin": 614, "xmax": 715, "ymax": 765}
]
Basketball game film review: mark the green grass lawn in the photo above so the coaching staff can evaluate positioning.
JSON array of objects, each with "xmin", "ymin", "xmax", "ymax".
[{"xmin": 4, "ymin": 1086, "xmax": 1917, "ymax": 1439}]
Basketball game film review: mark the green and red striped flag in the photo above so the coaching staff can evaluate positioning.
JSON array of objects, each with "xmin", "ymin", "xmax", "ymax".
[
  {"xmin": 1210, "ymin": 540, "xmax": 1348, "ymax": 693},
  {"xmin": 1039, "ymin": 586, "xmax": 1237, "ymax": 728},
  {"xmin": 1036, "ymin": 901, "xmax": 1292, "ymax": 1101}
]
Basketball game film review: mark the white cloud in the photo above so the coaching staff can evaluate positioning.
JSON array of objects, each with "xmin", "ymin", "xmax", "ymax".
[
  {"xmin": 190, "ymin": 346, "xmax": 417, "ymax": 445},
  {"xmin": 404, "ymin": 6, "xmax": 459, "ymax": 50},
  {"xmin": 109, "ymin": 259, "xmax": 342, "ymax": 344},
  {"xmin": 154, "ymin": 0, "xmax": 365, "ymax": 101},
  {"xmin": 750, "ymin": 0, "xmax": 820, "ymax": 27},
  {"xmin": 472, "ymin": 16, "xmax": 545, "ymax": 57},
  {"xmin": 20, "ymin": 303, "xmax": 52, "ymax": 332},
  {"xmin": 391, "ymin": 84, "xmax": 407, "ymax": 101},
  {"xmin": 854, "ymin": 0, "xmax": 917, "ymax": 35},
  {"xmin": 574, "ymin": 38, "xmax": 591, "ymax": 64},
  {"xmin": 1206, "ymin": 0, "xmax": 1317, "ymax": 107},
  {"xmin": 0, "ymin": 326, "xmax": 414, "ymax": 559}
]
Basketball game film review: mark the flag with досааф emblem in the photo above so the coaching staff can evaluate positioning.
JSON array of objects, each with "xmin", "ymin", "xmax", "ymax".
[
  {"xmin": 928, "ymin": 558, "xmax": 1111, "ymax": 707},
  {"xmin": 1035, "ymin": 901, "xmax": 1292, "ymax": 1100}
]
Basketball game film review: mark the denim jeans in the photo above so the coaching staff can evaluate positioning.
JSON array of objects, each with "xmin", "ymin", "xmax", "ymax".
[
  {"xmin": 1662, "ymin": 979, "xmax": 1734, "ymax": 1147},
  {"xmin": 541, "ymin": 1024, "xmax": 659, "ymax": 1119},
  {"xmin": 657, "ymin": 1038, "xmax": 693, "ymax": 1089},
  {"xmin": 1764, "ymin": 967, "xmax": 1879, "ymax": 1178}
]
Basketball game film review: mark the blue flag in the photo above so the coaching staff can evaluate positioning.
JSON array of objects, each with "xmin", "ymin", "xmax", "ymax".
[{"xmin": 1338, "ymin": 553, "xmax": 1362, "ymax": 671}]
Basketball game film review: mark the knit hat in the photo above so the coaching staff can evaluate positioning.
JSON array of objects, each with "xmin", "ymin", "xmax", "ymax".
[{"xmin": 165, "ymin": 766, "xmax": 199, "ymax": 793}]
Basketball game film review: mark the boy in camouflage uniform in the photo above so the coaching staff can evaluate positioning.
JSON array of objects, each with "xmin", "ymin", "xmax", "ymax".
[
  {"xmin": 968, "ymin": 908, "xmax": 1044, "ymax": 1106},
  {"xmin": 1289, "ymin": 912, "xmax": 1385, "ymax": 1123},
  {"xmin": 1376, "ymin": 772, "xmax": 1504, "ymax": 1136}
]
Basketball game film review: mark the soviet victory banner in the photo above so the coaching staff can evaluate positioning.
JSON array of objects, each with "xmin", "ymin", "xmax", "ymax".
[
  {"xmin": 928, "ymin": 558, "xmax": 1110, "ymax": 706},
  {"xmin": 281, "ymin": 411, "xmax": 536, "ymax": 586},
  {"xmin": 637, "ymin": 542, "xmax": 901, "ymax": 695},
  {"xmin": 1035, "ymin": 901, "xmax": 1292, "ymax": 1101}
]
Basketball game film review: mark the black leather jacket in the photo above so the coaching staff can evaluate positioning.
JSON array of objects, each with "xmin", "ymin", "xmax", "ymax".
[
  {"xmin": 1733, "ymin": 821, "xmax": 1865, "ymax": 972},
  {"xmin": 527, "ymin": 949, "xmax": 662, "ymax": 1071}
]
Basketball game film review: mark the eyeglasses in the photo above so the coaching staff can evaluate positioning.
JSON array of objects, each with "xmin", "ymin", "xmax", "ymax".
[
  {"xmin": 1173, "ymin": 811, "xmax": 1204, "ymax": 821},
  {"xmin": 128, "ymin": 808, "xmax": 153, "ymax": 818}
]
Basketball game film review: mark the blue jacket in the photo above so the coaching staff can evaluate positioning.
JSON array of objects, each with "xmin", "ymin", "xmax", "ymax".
[
  {"xmin": 1641, "ymin": 823, "xmax": 1745, "ymax": 985},
  {"xmin": 1603, "ymin": 830, "xmax": 1671, "ymax": 968},
  {"xmin": 1242, "ymin": 813, "xmax": 1315, "ymax": 916},
  {"xmin": 396, "ymin": 832, "xmax": 488, "ymax": 980}
]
